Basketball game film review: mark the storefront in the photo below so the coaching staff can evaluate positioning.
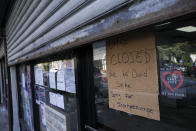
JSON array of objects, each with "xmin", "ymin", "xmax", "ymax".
[
  {"xmin": 11, "ymin": 15, "xmax": 196, "ymax": 131},
  {"xmin": 4, "ymin": 0, "xmax": 196, "ymax": 131}
]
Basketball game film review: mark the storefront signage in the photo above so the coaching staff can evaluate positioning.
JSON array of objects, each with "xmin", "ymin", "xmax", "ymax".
[
  {"xmin": 160, "ymin": 68, "xmax": 186, "ymax": 99},
  {"xmin": 49, "ymin": 92, "xmax": 65, "ymax": 109},
  {"xmin": 49, "ymin": 71, "xmax": 56, "ymax": 89},
  {"xmin": 65, "ymin": 59, "xmax": 76, "ymax": 93},
  {"xmin": 34, "ymin": 66, "xmax": 44, "ymax": 86},
  {"xmin": 107, "ymin": 31, "xmax": 160, "ymax": 120},
  {"xmin": 57, "ymin": 69, "xmax": 66, "ymax": 91},
  {"xmin": 45, "ymin": 105, "xmax": 67, "ymax": 131},
  {"xmin": 162, "ymin": 71, "xmax": 183, "ymax": 92},
  {"xmin": 56, "ymin": 59, "xmax": 76, "ymax": 93}
]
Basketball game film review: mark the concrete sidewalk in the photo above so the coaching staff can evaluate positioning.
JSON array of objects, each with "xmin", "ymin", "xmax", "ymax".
[{"xmin": 0, "ymin": 105, "xmax": 8, "ymax": 131}]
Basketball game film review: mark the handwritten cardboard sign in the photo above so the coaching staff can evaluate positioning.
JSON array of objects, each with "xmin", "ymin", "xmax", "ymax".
[{"xmin": 107, "ymin": 31, "xmax": 160, "ymax": 120}]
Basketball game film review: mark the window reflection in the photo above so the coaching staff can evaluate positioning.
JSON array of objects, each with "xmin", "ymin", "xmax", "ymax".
[
  {"xmin": 34, "ymin": 59, "xmax": 78, "ymax": 131},
  {"xmin": 19, "ymin": 65, "xmax": 34, "ymax": 131},
  {"xmin": 158, "ymin": 42, "xmax": 196, "ymax": 105},
  {"xmin": 93, "ymin": 41, "xmax": 108, "ymax": 109},
  {"xmin": 93, "ymin": 39, "xmax": 196, "ymax": 131},
  {"xmin": 93, "ymin": 41, "xmax": 135, "ymax": 131}
]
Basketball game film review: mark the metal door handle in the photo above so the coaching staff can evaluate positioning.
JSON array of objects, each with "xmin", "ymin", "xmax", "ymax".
[{"xmin": 85, "ymin": 125, "xmax": 98, "ymax": 131}]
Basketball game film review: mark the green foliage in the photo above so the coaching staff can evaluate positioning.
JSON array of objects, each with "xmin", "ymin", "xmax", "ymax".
[
  {"xmin": 183, "ymin": 62, "xmax": 194, "ymax": 67},
  {"xmin": 158, "ymin": 42, "xmax": 196, "ymax": 64},
  {"xmin": 42, "ymin": 62, "xmax": 50, "ymax": 71},
  {"xmin": 172, "ymin": 42, "xmax": 192, "ymax": 63}
]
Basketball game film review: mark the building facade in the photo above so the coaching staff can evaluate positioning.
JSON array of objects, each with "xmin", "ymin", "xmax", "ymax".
[{"xmin": 1, "ymin": 0, "xmax": 196, "ymax": 131}]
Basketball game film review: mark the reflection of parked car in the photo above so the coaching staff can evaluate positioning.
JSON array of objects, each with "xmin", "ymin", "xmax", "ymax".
[
  {"xmin": 176, "ymin": 66, "xmax": 187, "ymax": 73},
  {"xmin": 187, "ymin": 66, "xmax": 192, "ymax": 76},
  {"xmin": 192, "ymin": 66, "xmax": 195, "ymax": 72},
  {"xmin": 160, "ymin": 61, "xmax": 191, "ymax": 75},
  {"xmin": 160, "ymin": 61, "xmax": 180, "ymax": 71}
]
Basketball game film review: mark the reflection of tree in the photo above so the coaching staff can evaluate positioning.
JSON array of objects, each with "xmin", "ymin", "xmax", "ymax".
[
  {"xmin": 158, "ymin": 42, "xmax": 196, "ymax": 64},
  {"xmin": 172, "ymin": 42, "xmax": 193, "ymax": 63},
  {"xmin": 158, "ymin": 46, "xmax": 174, "ymax": 61},
  {"xmin": 65, "ymin": 93, "xmax": 77, "ymax": 112},
  {"xmin": 42, "ymin": 63, "xmax": 50, "ymax": 71}
]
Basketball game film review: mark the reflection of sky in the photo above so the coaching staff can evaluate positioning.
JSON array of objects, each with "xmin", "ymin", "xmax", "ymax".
[
  {"xmin": 93, "ymin": 41, "xmax": 106, "ymax": 61},
  {"xmin": 190, "ymin": 54, "xmax": 196, "ymax": 62}
]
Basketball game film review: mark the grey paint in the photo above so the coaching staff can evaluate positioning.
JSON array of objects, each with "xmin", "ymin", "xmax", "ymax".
[
  {"xmin": 7, "ymin": 0, "xmax": 63, "ymax": 48},
  {"xmin": 8, "ymin": 0, "xmax": 85, "ymax": 52},
  {"xmin": 6, "ymin": 0, "xmax": 196, "ymax": 64},
  {"xmin": 7, "ymin": 0, "xmax": 40, "ymax": 46},
  {"xmin": 8, "ymin": 0, "xmax": 132, "ymax": 58},
  {"xmin": 7, "ymin": 0, "xmax": 32, "ymax": 41},
  {"xmin": 8, "ymin": 0, "xmax": 58, "ymax": 50},
  {"xmin": 6, "ymin": 0, "xmax": 22, "ymax": 34},
  {"xmin": 7, "ymin": 0, "xmax": 27, "ymax": 37},
  {"xmin": 7, "ymin": 0, "xmax": 133, "ymax": 59},
  {"xmin": 7, "ymin": 0, "xmax": 33, "ymax": 44},
  {"xmin": 8, "ymin": 0, "xmax": 48, "ymax": 48},
  {"xmin": 10, "ymin": 66, "xmax": 20, "ymax": 131}
]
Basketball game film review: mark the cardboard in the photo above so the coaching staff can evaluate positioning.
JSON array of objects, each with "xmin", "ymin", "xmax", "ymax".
[
  {"xmin": 109, "ymin": 89, "xmax": 160, "ymax": 120},
  {"xmin": 107, "ymin": 31, "xmax": 160, "ymax": 120}
]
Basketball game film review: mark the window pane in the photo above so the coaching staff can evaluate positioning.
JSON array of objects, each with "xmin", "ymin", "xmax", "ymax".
[
  {"xmin": 34, "ymin": 59, "xmax": 78, "ymax": 131},
  {"xmin": 93, "ymin": 39, "xmax": 196, "ymax": 131},
  {"xmin": 158, "ymin": 42, "xmax": 196, "ymax": 128},
  {"xmin": 18, "ymin": 65, "xmax": 34, "ymax": 131},
  {"xmin": 93, "ymin": 41, "xmax": 137, "ymax": 131}
]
